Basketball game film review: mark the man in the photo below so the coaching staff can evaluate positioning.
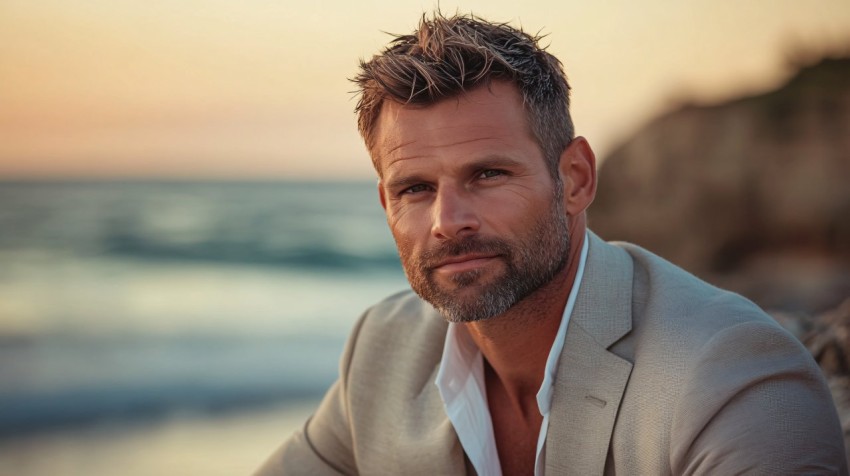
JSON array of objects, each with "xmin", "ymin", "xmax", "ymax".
[{"xmin": 257, "ymin": 12, "xmax": 846, "ymax": 475}]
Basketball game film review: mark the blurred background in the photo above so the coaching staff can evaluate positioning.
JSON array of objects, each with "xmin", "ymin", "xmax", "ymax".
[{"xmin": 1, "ymin": 1, "xmax": 849, "ymax": 474}]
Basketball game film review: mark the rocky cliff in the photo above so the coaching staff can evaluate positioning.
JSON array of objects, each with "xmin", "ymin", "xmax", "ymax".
[{"xmin": 590, "ymin": 56, "xmax": 850, "ymax": 313}]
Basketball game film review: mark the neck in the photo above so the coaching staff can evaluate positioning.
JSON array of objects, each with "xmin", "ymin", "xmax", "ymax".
[{"xmin": 465, "ymin": 215, "xmax": 587, "ymax": 407}]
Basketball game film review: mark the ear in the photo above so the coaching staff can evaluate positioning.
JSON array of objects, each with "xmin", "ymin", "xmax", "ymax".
[
  {"xmin": 377, "ymin": 181, "xmax": 388, "ymax": 211},
  {"xmin": 558, "ymin": 136, "xmax": 597, "ymax": 216}
]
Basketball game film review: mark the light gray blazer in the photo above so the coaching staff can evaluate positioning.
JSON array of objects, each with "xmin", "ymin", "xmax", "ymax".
[{"xmin": 257, "ymin": 232, "xmax": 847, "ymax": 475}]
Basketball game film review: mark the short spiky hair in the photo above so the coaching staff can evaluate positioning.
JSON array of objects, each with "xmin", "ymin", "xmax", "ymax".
[{"xmin": 354, "ymin": 12, "xmax": 574, "ymax": 176}]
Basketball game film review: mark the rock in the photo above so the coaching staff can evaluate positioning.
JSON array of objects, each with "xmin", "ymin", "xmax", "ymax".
[
  {"xmin": 769, "ymin": 300, "xmax": 850, "ymax": 458},
  {"xmin": 590, "ymin": 56, "xmax": 850, "ymax": 313},
  {"xmin": 806, "ymin": 298, "xmax": 850, "ymax": 376},
  {"xmin": 805, "ymin": 300, "xmax": 850, "ymax": 460}
]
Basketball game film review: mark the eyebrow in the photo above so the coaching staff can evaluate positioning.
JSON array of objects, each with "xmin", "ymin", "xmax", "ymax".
[{"xmin": 464, "ymin": 155, "xmax": 524, "ymax": 171}]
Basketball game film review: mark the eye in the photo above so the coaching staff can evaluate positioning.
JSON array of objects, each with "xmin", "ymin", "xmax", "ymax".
[
  {"xmin": 401, "ymin": 183, "xmax": 431, "ymax": 195},
  {"xmin": 478, "ymin": 169, "xmax": 504, "ymax": 179}
]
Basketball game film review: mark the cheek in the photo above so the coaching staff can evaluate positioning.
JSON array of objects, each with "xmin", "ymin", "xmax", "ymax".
[
  {"xmin": 391, "ymin": 229, "xmax": 424, "ymax": 275},
  {"xmin": 388, "ymin": 218, "xmax": 421, "ymax": 258},
  {"xmin": 387, "ymin": 206, "xmax": 431, "ymax": 241},
  {"xmin": 480, "ymin": 199, "xmax": 536, "ymax": 229}
]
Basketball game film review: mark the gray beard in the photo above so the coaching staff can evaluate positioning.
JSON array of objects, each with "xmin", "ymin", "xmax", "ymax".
[{"xmin": 401, "ymin": 197, "xmax": 571, "ymax": 323}]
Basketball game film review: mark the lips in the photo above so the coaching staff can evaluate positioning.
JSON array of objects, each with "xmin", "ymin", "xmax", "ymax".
[
  {"xmin": 419, "ymin": 237, "xmax": 510, "ymax": 276},
  {"xmin": 433, "ymin": 254, "xmax": 500, "ymax": 274}
]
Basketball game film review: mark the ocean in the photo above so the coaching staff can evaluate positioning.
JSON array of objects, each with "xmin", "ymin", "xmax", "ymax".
[{"xmin": 0, "ymin": 180, "xmax": 410, "ymax": 474}]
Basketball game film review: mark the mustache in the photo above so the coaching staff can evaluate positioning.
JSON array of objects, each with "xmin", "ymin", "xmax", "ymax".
[{"xmin": 418, "ymin": 236, "xmax": 513, "ymax": 269}]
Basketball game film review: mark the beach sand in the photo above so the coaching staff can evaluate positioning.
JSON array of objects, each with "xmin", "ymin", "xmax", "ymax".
[{"xmin": 0, "ymin": 400, "xmax": 318, "ymax": 476}]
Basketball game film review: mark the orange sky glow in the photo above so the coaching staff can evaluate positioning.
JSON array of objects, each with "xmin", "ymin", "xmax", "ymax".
[{"xmin": 1, "ymin": 0, "xmax": 849, "ymax": 179}]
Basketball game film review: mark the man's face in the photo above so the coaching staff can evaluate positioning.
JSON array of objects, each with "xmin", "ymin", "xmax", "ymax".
[{"xmin": 373, "ymin": 81, "xmax": 571, "ymax": 322}]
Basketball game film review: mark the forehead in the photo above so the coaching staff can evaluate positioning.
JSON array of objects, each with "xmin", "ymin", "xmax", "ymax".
[{"xmin": 371, "ymin": 82, "xmax": 539, "ymax": 175}]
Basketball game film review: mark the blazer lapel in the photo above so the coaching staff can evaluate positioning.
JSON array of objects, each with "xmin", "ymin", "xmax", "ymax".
[{"xmin": 545, "ymin": 232, "xmax": 635, "ymax": 475}]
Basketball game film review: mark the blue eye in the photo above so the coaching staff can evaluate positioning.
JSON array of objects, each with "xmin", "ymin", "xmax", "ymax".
[
  {"xmin": 479, "ymin": 169, "xmax": 503, "ymax": 179},
  {"xmin": 402, "ymin": 184, "xmax": 430, "ymax": 194}
]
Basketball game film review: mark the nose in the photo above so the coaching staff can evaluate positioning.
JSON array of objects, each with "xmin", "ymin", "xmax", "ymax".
[{"xmin": 431, "ymin": 185, "xmax": 480, "ymax": 240}]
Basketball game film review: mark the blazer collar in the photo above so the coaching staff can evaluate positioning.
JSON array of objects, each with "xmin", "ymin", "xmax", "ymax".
[{"xmin": 545, "ymin": 231, "xmax": 635, "ymax": 475}]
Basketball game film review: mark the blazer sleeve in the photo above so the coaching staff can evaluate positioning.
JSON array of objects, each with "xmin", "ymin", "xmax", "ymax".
[
  {"xmin": 254, "ymin": 312, "xmax": 368, "ymax": 476},
  {"xmin": 669, "ymin": 321, "xmax": 847, "ymax": 475}
]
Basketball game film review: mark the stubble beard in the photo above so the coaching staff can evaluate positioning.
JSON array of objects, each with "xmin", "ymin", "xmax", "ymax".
[{"xmin": 398, "ymin": 195, "xmax": 571, "ymax": 323}]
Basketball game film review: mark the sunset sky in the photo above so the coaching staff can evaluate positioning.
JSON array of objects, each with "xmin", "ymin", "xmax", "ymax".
[{"xmin": 1, "ymin": 0, "xmax": 849, "ymax": 179}]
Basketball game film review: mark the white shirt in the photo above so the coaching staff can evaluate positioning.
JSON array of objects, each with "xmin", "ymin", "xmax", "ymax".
[{"xmin": 435, "ymin": 232, "xmax": 590, "ymax": 476}]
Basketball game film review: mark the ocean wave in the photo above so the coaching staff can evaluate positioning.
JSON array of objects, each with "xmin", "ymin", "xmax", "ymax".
[
  {"xmin": 0, "ymin": 334, "xmax": 344, "ymax": 438},
  {"xmin": 102, "ymin": 231, "xmax": 403, "ymax": 271},
  {"xmin": 0, "ymin": 180, "xmax": 401, "ymax": 271}
]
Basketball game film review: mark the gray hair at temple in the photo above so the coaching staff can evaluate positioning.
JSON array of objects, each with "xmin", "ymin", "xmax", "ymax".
[{"xmin": 353, "ymin": 12, "xmax": 574, "ymax": 178}]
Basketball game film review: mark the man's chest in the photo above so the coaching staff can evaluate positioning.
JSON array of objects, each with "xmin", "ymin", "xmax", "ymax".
[{"xmin": 486, "ymin": 376, "xmax": 544, "ymax": 476}]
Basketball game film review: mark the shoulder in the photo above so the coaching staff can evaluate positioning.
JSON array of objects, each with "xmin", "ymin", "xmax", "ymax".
[
  {"xmin": 356, "ymin": 289, "xmax": 448, "ymax": 352},
  {"xmin": 343, "ymin": 289, "xmax": 448, "ymax": 392},
  {"xmin": 330, "ymin": 290, "xmax": 458, "ymax": 472},
  {"xmin": 581, "ymin": 234, "xmax": 787, "ymax": 361},
  {"xmin": 610, "ymin": 238, "xmax": 784, "ymax": 343},
  {"xmin": 607, "ymin": 237, "xmax": 813, "ymax": 380},
  {"xmin": 590, "ymin": 234, "xmax": 815, "ymax": 388},
  {"xmin": 259, "ymin": 291, "xmax": 455, "ymax": 475}
]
